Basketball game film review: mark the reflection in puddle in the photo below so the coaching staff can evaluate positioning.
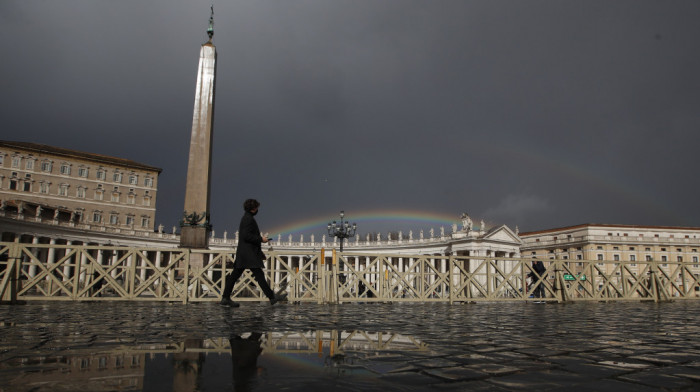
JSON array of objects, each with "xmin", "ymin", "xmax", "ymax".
[{"xmin": 0, "ymin": 331, "xmax": 428, "ymax": 391}]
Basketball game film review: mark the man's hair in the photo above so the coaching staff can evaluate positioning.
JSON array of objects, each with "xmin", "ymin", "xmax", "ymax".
[{"xmin": 243, "ymin": 199, "xmax": 260, "ymax": 212}]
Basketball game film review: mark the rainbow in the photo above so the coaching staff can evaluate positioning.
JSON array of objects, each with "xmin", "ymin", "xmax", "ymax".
[
  {"xmin": 268, "ymin": 139, "xmax": 686, "ymax": 236},
  {"xmin": 268, "ymin": 209, "xmax": 459, "ymax": 237}
]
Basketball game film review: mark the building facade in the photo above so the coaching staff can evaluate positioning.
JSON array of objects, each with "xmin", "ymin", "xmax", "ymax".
[
  {"xmin": 519, "ymin": 224, "xmax": 700, "ymax": 290},
  {"xmin": 0, "ymin": 140, "xmax": 161, "ymax": 232}
]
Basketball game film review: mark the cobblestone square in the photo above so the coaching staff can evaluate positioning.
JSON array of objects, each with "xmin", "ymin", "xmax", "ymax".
[{"xmin": 1, "ymin": 301, "xmax": 700, "ymax": 391}]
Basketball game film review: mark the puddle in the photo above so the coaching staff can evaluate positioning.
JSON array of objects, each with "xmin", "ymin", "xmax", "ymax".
[{"xmin": 0, "ymin": 331, "xmax": 430, "ymax": 391}]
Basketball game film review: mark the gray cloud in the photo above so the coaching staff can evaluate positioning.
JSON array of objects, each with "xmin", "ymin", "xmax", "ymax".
[{"xmin": 2, "ymin": 0, "xmax": 699, "ymax": 236}]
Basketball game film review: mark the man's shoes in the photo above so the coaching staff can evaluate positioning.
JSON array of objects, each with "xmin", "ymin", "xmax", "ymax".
[
  {"xmin": 270, "ymin": 293, "xmax": 287, "ymax": 306},
  {"xmin": 219, "ymin": 297, "xmax": 240, "ymax": 307}
]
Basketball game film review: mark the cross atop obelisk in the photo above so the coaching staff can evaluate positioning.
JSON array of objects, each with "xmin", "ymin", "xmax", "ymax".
[{"xmin": 180, "ymin": 7, "xmax": 217, "ymax": 249}]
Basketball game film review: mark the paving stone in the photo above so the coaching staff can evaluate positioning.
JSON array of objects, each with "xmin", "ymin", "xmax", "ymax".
[
  {"xmin": 657, "ymin": 365, "xmax": 700, "ymax": 381},
  {"xmin": 629, "ymin": 353, "xmax": 687, "ymax": 365},
  {"xmin": 617, "ymin": 371, "xmax": 693, "ymax": 389},
  {"xmin": 547, "ymin": 379, "xmax": 661, "ymax": 392},
  {"xmin": 463, "ymin": 362, "xmax": 521, "ymax": 375},
  {"xmin": 488, "ymin": 369, "xmax": 589, "ymax": 390},
  {"xmin": 422, "ymin": 366, "xmax": 487, "ymax": 381},
  {"xmin": 432, "ymin": 380, "xmax": 511, "ymax": 391},
  {"xmin": 544, "ymin": 355, "xmax": 596, "ymax": 367},
  {"xmin": 597, "ymin": 359, "xmax": 654, "ymax": 369},
  {"xmin": 409, "ymin": 357, "xmax": 462, "ymax": 369},
  {"xmin": 377, "ymin": 370, "xmax": 442, "ymax": 386}
]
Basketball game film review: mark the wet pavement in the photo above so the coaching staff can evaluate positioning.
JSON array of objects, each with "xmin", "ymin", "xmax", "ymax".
[{"xmin": 1, "ymin": 300, "xmax": 700, "ymax": 391}]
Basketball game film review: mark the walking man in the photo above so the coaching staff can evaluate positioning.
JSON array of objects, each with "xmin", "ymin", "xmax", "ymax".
[
  {"xmin": 220, "ymin": 199, "xmax": 285, "ymax": 307},
  {"xmin": 528, "ymin": 259, "xmax": 547, "ymax": 301}
]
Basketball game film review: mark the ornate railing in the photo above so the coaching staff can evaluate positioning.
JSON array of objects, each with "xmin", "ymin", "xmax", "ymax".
[{"xmin": 1, "ymin": 242, "xmax": 699, "ymax": 303}]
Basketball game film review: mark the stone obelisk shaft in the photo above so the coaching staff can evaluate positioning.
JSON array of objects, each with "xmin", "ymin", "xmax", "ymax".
[{"xmin": 180, "ymin": 42, "xmax": 216, "ymax": 249}]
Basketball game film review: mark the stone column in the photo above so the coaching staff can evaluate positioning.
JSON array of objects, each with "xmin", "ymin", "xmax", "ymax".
[
  {"xmin": 63, "ymin": 241, "xmax": 73, "ymax": 281},
  {"xmin": 46, "ymin": 239, "xmax": 56, "ymax": 290},
  {"xmin": 79, "ymin": 250, "xmax": 88, "ymax": 285},
  {"xmin": 28, "ymin": 236, "xmax": 39, "ymax": 278}
]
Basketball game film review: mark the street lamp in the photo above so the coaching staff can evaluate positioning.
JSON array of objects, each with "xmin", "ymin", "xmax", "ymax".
[{"xmin": 327, "ymin": 211, "xmax": 357, "ymax": 252}]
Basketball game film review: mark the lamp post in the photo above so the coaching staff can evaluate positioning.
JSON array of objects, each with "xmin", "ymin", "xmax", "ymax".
[{"xmin": 327, "ymin": 211, "xmax": 357, "ymax": 252}]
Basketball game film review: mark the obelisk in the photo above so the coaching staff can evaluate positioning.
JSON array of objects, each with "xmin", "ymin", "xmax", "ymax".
[{"xmin": 180, "ymin": 8, "xmax": 216, "ymax": 252}]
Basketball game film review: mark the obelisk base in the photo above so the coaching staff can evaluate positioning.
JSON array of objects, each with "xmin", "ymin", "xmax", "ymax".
[
  {"xmin": 180, "ymin": 226, "xmax": 210, "ymax": 249},
  {"xmin": 188, "ymin": 253, "xmax": 207, "ymax": 269}
]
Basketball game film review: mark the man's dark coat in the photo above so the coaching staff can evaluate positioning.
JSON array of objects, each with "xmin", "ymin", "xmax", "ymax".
[{"xmin": 234, "ymin": 211, "xmax": 265, "ymax": 269}]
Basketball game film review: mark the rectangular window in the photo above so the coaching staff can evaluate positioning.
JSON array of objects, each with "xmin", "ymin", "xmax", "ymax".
[
  {"xmin": 125, "ymin": 216, "xmax": 134, "ymax": 226},
  {"xmin": 630, "ymin": 255, "xmax": 636, "ymax": 262},
  {"xmin": 58, "ymin": 184, "xmax": 68, "ymax": 196},
  {"xmin": 78, "ymin": 167, "xmax": 88, "ymax": 177},
  {"xmin": 661, "ymin": 256, "xmax": 668, "ymax": 262},
  {"xmin": 25, "ymin": 160, "xmax": 34, "ymax": 170},
  {"xmin": 129, "ymin": 175, "xmax": 138, "ymax": 185},
  {"xmin": 77, "ymin": 187, "xmax": 85, "ymax": 198},
  {"xmin": 9, "ymin": 179, "xmax": 18, "ymax": 190},
  {"xmin": 11, "ymin": 156, "xmax": 21, "ymax": 168},
  {"xmin": 613, "ymin": 255, "xmax": 620, "ymax": 261},
  {"xmin": 127, "ymin": 194, "xmax": 135, "ymax": 204},
  {"xmin": 113, "ymin": 172, "xmax": 122, "ymax": 183},
  {"xmin": 678, "ymin": 256, "xmax": 683, "ymax": 262},
  {"xmin": 40, "ymin": 182, "xmax": 49, "ymax": 194},
  {"xmin": 144, "ymin": 177, "xmax": 153, "ymax": 187},
  {"xmin": 111, "ymin": 193, "xmax": 119, "ymax": 202},
  {"xmin": 646, "ymin": 255, "xmax": 652, "ymax": 261},
  {"xmin": 110, "ymin": 214, "xmax": 118, "ymax": 225},
  {"xmin": 41, "ymin": 161, "xmax": 52, "ymax": 172},
  {"xmin": 23, "ymin": 181, "xmax": 31, "ymax": 192},
  {"xmin": 97, "ymin": 170, "xmax": 106, "ymax": 180},
  {"xmin": 60, "ymin": 164, "xmax": 71, "ymax": 175},
  {"xmin": 94, "ymin": 190, "xmax": 103, "ymax": 200},
  {"xmin": 597, "ymin": 254, "xmax": 603, "ymax": 261},
  {"xmin": 93, "ymin": 212, "xmax": 102, "ymax": 223},
  {"xmin": 141, "ymin": 217, "xmax": 149, "ymax": 227}
]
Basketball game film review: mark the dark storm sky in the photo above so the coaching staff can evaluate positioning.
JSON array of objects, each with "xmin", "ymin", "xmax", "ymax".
[{"xmin": 1, "ymin": 0, "xmax": 699, "ymax": 238}]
